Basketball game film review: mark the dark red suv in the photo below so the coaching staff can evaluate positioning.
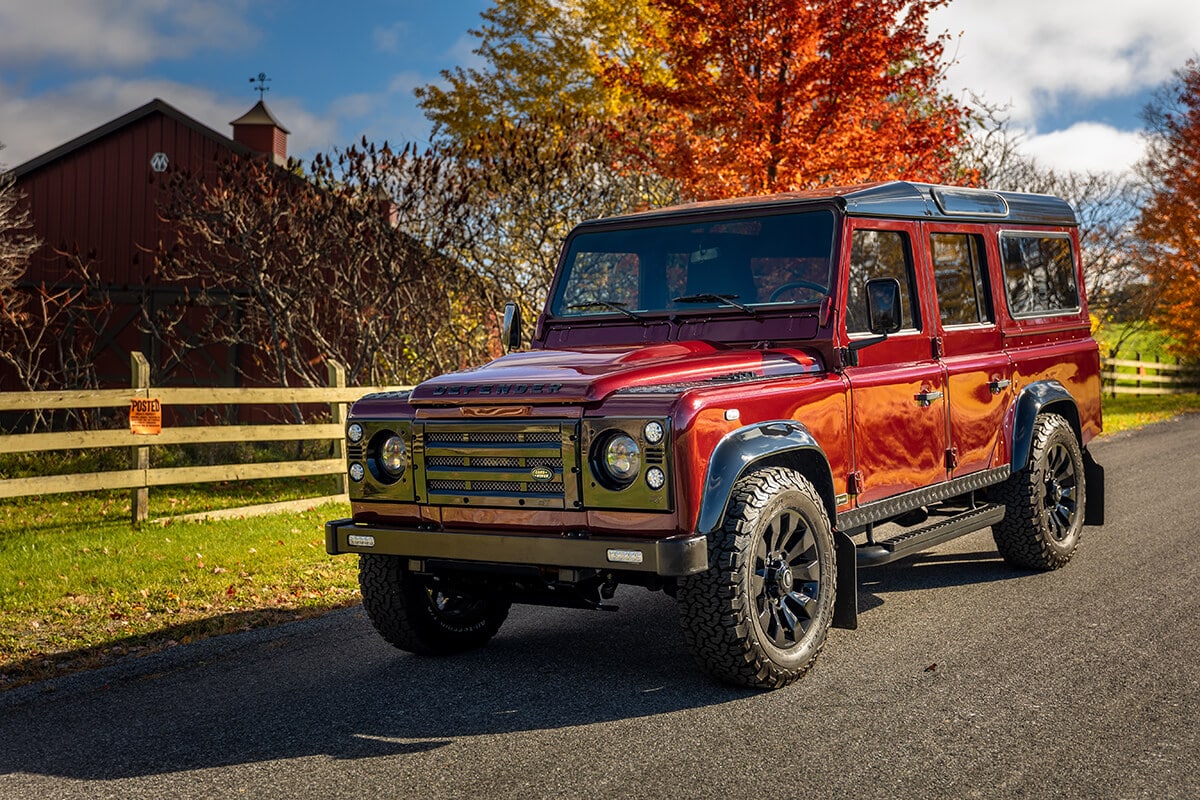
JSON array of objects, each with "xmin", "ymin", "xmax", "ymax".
[{"xmin": 327, "ymin": 181, "xmax": 1105, "ymax": 688}]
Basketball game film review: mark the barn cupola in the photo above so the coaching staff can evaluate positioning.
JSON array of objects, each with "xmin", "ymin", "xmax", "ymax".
[{"xmin": 230, "ymin": 90, "xmax": 290, "ymax": 165}]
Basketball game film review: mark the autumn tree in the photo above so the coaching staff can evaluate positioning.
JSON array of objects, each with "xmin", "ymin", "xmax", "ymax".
[
  {"xmin": 415, "ymin": 0, "xmax": 663, "ymax": 141},
  {"xmin": 607, "ymin": 0, "xmax": 971, "ymax": 198},
  {"xmin": 1136, "ymin": 58, "xmax": 1200, "ymax": 360}
]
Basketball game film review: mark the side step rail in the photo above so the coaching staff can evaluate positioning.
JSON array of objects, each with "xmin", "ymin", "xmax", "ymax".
[{"xmin": 856, "ymin": 504, "xmax": 1007, "ymax": 567}]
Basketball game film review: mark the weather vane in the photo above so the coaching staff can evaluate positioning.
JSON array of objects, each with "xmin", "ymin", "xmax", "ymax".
[{"xmin": 249, "ymin": 72, "xmax": 271, "ymax": 100}]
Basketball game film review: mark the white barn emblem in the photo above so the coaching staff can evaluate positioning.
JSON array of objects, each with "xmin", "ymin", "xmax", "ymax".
[{"xmin": 149, "ymin": 152, "xmax": 169, "ymax": 172}]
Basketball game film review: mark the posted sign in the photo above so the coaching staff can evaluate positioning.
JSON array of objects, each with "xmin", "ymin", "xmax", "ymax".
[{"xmin": 129, "ymin": 397, "xmax": 162, "ymax": 435}]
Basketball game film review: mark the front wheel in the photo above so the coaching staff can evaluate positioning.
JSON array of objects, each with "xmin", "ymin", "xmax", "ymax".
[
  {"xmin": 676, "ymin": 467, "xmax": 836, "ymax": 689},
  {"xmin": 992, "ymin": 413, "xmax": 1085, "ymax": 570},
  {"xmin": 358, "ymin": 554, "xmax": 510, "ymax": 656}
]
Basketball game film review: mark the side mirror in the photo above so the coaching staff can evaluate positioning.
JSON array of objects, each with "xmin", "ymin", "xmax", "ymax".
[
  {"xmin": 865, "ymin": 278, "xmax": 903, "ymax": 335},
  {"xmin": 502, "ymin": 302, "xmax": 522, "ymax": 352}
]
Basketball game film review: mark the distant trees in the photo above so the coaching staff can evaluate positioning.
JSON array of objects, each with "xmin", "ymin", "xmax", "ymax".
[{"xmin": 1136, "ymin": 58, "xmax": 1200, "ymax": 360}]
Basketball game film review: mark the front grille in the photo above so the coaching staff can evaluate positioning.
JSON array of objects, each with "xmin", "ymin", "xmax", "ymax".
[{"xmin": 418, "ymin": 420, "xmax": 578, "ymax": 509}]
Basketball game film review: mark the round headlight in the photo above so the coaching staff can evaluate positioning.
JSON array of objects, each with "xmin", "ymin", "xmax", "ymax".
[
  {"xmin": 349, "ymin": 462, "xmax": 365, "ymax": 482},
  {"xmin": 643, "ymin": 421, "xmax": 664, "ymax": 444},
  {"xmin": 347, "ymin": 423, "xmax": 364, "ymax": 443},
  {"xmin": 379, "ymin": 435, "xmax": 407, "ymax": 478},
  {"xmin": 596, "ymin": 432, "xmax": 641, "ymax": 488}
]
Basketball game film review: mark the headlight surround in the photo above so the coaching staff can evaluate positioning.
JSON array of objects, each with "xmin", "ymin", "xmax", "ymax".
[{"xmin": 593, "ymin": 430, "xmax": 642, "ymax": 489}]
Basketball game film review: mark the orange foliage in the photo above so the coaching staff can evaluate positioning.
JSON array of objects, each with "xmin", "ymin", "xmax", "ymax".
[
  {"xmin": 606, "ymin": 0, "xmax": 971, "ymax": 199},
  {"xmin": 1138, "ymin": 59, "xmax": 1200, "ymax": 359}
]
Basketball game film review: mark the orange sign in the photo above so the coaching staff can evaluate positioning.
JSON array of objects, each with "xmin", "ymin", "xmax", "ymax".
[{"xmin": 129, "ymin": 397, "xmax": 162, "ymax": 435}]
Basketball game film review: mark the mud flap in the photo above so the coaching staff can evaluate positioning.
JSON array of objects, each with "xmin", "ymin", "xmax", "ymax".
[
  {"xmin": 833, "ymin": 530, "xmax": 858, "ymax": 630},
  {"xmin": 1084, "ymin": 449, "xmax": 1105, "ymax": 526}
]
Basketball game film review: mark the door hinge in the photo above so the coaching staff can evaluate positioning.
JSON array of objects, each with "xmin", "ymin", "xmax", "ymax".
[
  {"xmin": 945, "ymin": 447, "xmax": 959, "ymax": 471},
  {"xmin": 847, "ymin": 470, "xmax": 865, "ymax": 495},
  {"xmin": 931, "ymin": 336, "xmax": 944, "ymax": 359}
]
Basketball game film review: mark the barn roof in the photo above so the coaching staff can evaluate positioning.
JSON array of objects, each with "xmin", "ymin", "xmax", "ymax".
[{"xmin": 12, "ymin": 98, "xmax": 252, "ymax": 179}]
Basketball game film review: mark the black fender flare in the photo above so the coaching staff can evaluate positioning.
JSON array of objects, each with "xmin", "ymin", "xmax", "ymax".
[
  {"xmin": 1010, "ymin": 380, "xmax": 1081, "ymax": 472},
  {"xmin": 696, "ymin": 420, "xmax": 835, "ymax": 535},
  {"xmin": 694, "ymin": 421, "xmax": 858, "ymax": 631}
]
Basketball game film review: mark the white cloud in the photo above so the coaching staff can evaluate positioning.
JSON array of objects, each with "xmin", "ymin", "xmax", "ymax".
[
  {"xmin": 1022, "ymin": 122, "xmax": 1148, "ymax": 174},
  {"xmin": 0, "ymin": 0, "xmax": 256, "ymax": 68},
  {"xmin": 931, "ymin": 0, "xmax": 1200, "ymax": 124}
]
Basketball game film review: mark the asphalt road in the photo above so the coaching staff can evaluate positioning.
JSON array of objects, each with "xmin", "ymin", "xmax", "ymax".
[{"xmin": 2, "ymin": 414, "xmax": 1199, "ymax": 800}]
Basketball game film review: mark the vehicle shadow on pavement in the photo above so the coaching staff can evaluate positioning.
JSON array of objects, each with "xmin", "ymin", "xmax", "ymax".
[
  {"xmin": 0, "ymin": 591, "xmax": 754, "ymax": 781},
  {"xmin": 856, "ymin": 542, "xmax": 1026, "ymax": 613}
]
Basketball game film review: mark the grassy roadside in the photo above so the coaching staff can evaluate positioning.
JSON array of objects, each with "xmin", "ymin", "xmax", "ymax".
[
  {"xmin": 0, "ymin": 478, "xmax": 358, "ymax": 691},
  {"xmin": 2, "ymin": 394, "xmax": 1198, "ymax": 691}
]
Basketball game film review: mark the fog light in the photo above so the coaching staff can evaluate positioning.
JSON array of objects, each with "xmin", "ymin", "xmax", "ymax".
[
  {"xmin": 645, "ymin": 466, "xmax": 666, "ymax": 490},
  {"xmin": 349, "ymin": 463, "xmax": 365, "ymax": 482},
  {"xmin": 347, "ymin": 534, "xmax": 375, "ymax": 548}
]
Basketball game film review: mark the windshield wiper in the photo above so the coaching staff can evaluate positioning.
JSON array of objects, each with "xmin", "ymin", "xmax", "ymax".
[
  {"xmin": 567, "ymin": 300, "xmax": 647, "ymax": 320},
  {"xmin": 672, "ymin": 293, "xmax": 757, "ymax": 315}
]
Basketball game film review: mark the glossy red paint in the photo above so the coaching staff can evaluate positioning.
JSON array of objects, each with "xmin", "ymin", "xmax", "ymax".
[{"xmin": 342, "ymin": 181, "xmax": 1102, "ymax": 545}]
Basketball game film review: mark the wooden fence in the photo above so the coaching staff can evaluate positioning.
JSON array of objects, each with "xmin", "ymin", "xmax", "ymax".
[
  {"xmin": 1101, "ymin": 356, "xmax": 1200, "ymax": 396},
  {"xmin": 0, "ymin": 353, "xmax": 409, "ymax": 522}
]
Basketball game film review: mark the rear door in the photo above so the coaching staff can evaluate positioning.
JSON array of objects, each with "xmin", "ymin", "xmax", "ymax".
[{"xmin": 926, "ymin": 225, "xmax": 1013, "ymax": 476}]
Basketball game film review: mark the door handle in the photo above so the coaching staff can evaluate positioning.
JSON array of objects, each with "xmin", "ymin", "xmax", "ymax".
[
  {"xmin": 989, "ymin": 378, "xmax": 1012, "ymax": 395},
  {"xmin": 914, "ymin": 390, "xmax": 944, "ymax": 407}
]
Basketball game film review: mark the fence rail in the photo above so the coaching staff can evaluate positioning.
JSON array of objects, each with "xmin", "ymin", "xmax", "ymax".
[
  {"xmin": 0, "ymin": 353, "xmax": 410, "ymax": 522},
  {"xmin": 1101, "ymin": 356, "xmax": 1200, "ymax": 396}
]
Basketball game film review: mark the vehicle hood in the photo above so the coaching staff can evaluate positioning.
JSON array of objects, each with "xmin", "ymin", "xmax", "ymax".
[{"xmin": 403, "ymin": 340, "xmax": 824, "ymax": 406}]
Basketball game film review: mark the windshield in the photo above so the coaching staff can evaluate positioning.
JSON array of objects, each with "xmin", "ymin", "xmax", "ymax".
[{"xmin": 550, "ymin": 209, "xmax": 836, "ymax": 318}]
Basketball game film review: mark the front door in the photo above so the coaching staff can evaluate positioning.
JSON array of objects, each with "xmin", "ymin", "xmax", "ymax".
[{"xmin": 842, "ymin": 223, "xmax": 948, "ymax": 505}]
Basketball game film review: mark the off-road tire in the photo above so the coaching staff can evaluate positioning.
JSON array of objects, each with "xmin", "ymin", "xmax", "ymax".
[
  {"xmin": 992, "ymin": 413, "xmax": 1085, "ymax": 570},
  {"xmin": 677, "ymin": 467, "xmax": 836, "ymax": 689},
  {"xmin": 358, "ymin": 554, "xmax": 510, "ymax": 656}
]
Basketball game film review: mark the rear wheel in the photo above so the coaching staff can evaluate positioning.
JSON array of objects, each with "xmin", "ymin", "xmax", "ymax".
[
  {"xmin": 358, "ymin": 554, "xmax": 510, "ymax": 655},
  {"xmin": 992, "ymin": 413, "xmax": 1085, "ymax": 570},
  {"xmin": 677, "ymin": 467, "xmax": 836, "ymax": 689}
]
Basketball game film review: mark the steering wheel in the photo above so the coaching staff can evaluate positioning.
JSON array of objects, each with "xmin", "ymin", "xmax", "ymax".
[{"xmin": 768, "ymin": 280, "xmax": 827, "ymax": 302}]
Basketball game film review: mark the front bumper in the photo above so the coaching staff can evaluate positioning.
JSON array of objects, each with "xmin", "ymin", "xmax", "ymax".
[{"xmin": 325, "ymin": 519, "xmax": 709, "ymax": 577}]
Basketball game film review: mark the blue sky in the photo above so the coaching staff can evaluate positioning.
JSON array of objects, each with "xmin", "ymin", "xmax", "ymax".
[{"xmin": 1, "ymin": 0, "xmax": 1198, "ymax": 177}]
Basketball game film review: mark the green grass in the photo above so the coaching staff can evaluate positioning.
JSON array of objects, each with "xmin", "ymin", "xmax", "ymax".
[
  {"xmin": 1101, "ymin": 392, "xmax": 1200, "ymax": 435},
  {"xmin": 0, "ymin": 481, "xmax": 357, "ymax": 691}
]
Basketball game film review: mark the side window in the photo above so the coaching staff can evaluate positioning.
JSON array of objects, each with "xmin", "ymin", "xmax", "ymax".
[
  {"xmin": 999, "ymin": 233, "xmax": 1079, "ymax": 317},
  {"xmin": 931, "ymin": 233, "xmax": 992, "ymax": 326},
  {"xmin": 847, "ymin": 230, "xmax": 919, "ymax": 334}
]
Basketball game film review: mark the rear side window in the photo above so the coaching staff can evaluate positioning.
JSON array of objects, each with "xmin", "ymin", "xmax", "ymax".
[
  {"xmin": 999, "ymin": 233, "xmax": 1079, "ymax": 317},
  {"xmin": 931, "ymin": 233, "xmax": 992, "ymax": 326}
]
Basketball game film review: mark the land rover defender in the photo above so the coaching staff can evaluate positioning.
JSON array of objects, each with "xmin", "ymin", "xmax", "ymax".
[{"xmin": 326, "ymin": 181, "xmax": 1105, "ymax": 688}]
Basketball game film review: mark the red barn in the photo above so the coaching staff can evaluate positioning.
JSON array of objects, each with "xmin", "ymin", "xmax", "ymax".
[{"xmin": 8, "ymin": 98, "xmax": 290, "ymax": 389}]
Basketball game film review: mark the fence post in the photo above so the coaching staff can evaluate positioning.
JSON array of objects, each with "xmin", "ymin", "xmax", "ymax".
[
  {"xmin": 327, "ymin": 360, "xmax": 348, "ymax": 497},
  {"xmin": 130, "ymin": 352, "xmax": 150, "ymax": 523}
]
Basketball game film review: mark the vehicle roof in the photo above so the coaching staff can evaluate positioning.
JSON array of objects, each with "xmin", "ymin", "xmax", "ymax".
[{"xmin": 577, "ymin": 181, "xmax": 1078, "ymax": 229}]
